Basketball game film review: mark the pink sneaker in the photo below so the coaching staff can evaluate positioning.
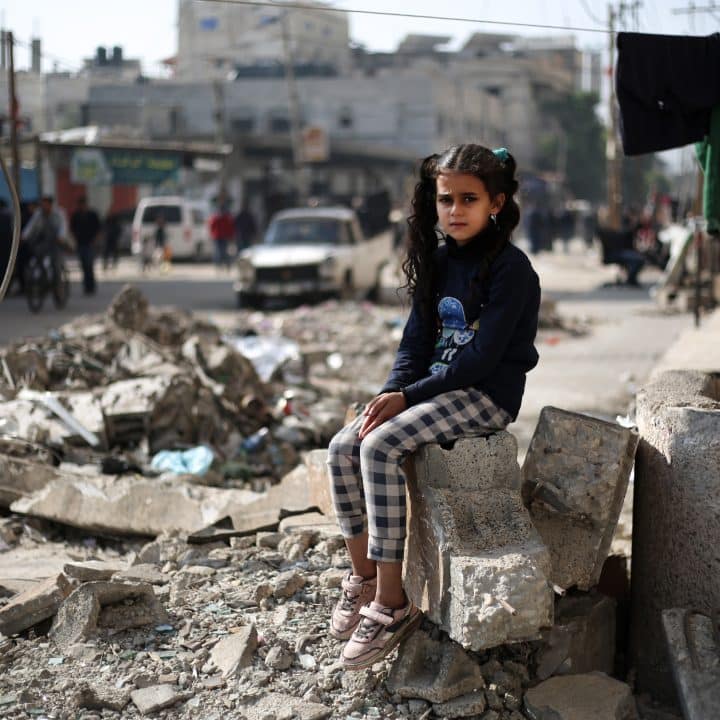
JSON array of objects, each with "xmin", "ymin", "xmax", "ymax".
[
  {"xmin": 341, "ymin": 600, "xmax": 422, "ymax": 670},
  {"xmin": 330, "ymin": 573, "xmax": 377, "ymax": 640}
]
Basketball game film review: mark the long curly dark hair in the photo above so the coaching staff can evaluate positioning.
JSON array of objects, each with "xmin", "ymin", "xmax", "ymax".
[{"xmin": 401, "ymin": 144, "xmax": 520, "ymax": 321}]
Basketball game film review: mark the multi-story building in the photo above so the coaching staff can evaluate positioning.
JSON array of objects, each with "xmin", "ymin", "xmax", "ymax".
[{"xmin": 176, "ymin": 0, "xmax": 351, "ymax": 80}]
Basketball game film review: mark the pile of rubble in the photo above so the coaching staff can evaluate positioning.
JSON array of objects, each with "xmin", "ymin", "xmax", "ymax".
[
  {"xmin": 0, "ymin": 287, "xmax": 658, "ymax": 719},
  {"xmin": 0, "ymin": 507, "xmax": 638, "ymax": 720}
]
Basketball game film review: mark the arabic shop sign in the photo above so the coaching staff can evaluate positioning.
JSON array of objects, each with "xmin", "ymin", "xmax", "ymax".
[{"xmin": 71, "ymin": 149, "xmax": 180, "ymax": 186}]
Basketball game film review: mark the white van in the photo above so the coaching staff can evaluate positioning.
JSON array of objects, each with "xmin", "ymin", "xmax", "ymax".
[{"xmin": 131, "ymin": 196, "xmax": 210, "ymax": 260}]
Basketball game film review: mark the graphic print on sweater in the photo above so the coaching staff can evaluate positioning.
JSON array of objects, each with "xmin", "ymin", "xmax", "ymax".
[{"xmin": 429, "ymin": 296, "xmax": 480, "ymax": 374}]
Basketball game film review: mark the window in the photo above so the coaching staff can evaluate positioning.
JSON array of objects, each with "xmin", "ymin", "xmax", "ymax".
[
  {"xmin": 266, "ymin": 218, "xmax": 346, "ymax": 246},
  {"xmin": 338, "ymin": 107, "xmax": 353, "ymax": 129},
  {"xmin": 141, "ymin": 205, "xmax": 182, "ymax": 224},
  {"xmin": 231, "ymin": 116, "xmax": 255, "ymax": 133},
  {"xmin": 269, "ymin": 115, "xmax": 291, "ymax": 133}
]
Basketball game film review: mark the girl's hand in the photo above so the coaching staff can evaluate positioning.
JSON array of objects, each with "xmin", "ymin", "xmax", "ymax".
[{"xmin": 358, "ymin": 391, "xmax": 407, "ymax": 439}]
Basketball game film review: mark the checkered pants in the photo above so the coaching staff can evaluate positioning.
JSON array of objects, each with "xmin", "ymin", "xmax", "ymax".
[{"xmin": 327, "ymin": 387, "xmax": 512, "ymax": 563}]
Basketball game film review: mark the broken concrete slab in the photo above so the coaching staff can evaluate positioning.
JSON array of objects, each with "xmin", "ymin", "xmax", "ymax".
[
  {"xmin": 63, "ymin": 561, "xmax": 127, "ymax": 583},
  {"xmin": 0, "ymin": 573, "xmax": 73, "ymax": 636},
  {"xmin": 404, "ymin": 438, "xmax": 553, "ymax": 651},
  {"xmin": 305, "ymin": 448, "xmax": 335, "ymax": 516},
  {"xmin": 662, "ymin": 608, "xmax": 720, "ymax": 720},
  {"xmin": 536, "ymin": 592, "xmax": 616, "ymax": 680},
  {"xmin": 99, "ymin": 376, "xmax": 172, "ymax": 447},
  {"xmin": 238, "ymin": 691, "xmax": 332, "ymax": 720},
  {"xmin": 226, "ymin": 463, "xmax": 314, "ymax": 534},
  {"xmin": 521, "ymin": 406, "xmax": 639, "ymax": 591},
  {"xmin": 0, "ymin": 542, "xmax": 79, "ymax": 596},
  {"xmin": 0, "ymin": 453, "xmax": 68, "ymax": 507},
  {"xmin": 210, "ymin": 625, "xmax": 257, "ymax": 678},
  {"xmin": 387, "ymin": 628, "xmax": 486, "ymax": 704},
  {"xmin": 277, "ymin": 511, "xmax": 340, "ymax": 537},
  {"xmin": 10, "ymin": 470, "xmax": 261, "ymax": 536},
  {"xmin": 523, "ymin": 672, "xmax": 637, "ymax": 719},
  {"xmin": 50, "ymin": 581, "xmax": 167, "ymax": 649},
  {"xmin": 1, "ymin": 393, "xmax": 104, "ymax": 451},
  {"xmin": 73, "ymin": 682, "xmax": 131, "ymax": 712},
  {"xmin": 130, "ymin": 684, "xmax": 188, "ymax": 716},
  {"xmin": 433, "ymin": 690, "xmax": 487, "ymax": 718},
  {"xmin": 112, "ymin": 564, "xmax": 168, "ymax": 586}
]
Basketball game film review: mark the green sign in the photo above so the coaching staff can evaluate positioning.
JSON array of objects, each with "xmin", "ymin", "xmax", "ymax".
[
  {"xmin": 71, "ymin": 149, "xmax": 181, "ymax": 186},
  {"xmin": 105, "ymin": 151, "xmax": 180, "ymax": 185}
]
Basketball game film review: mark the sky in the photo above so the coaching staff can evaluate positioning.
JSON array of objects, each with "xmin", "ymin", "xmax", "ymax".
[{"xmin": 1, "ymin": 0, "xmax": 718, "ymax": 75}]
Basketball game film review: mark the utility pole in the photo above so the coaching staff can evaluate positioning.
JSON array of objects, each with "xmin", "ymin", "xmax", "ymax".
[
  {"xmin": 280, "ymin": 11, "xmax": 307, "ymax": 204},
  {"xmin": 606, "ymin": 6, "xmax": 622, "ymax": 229},
  {"xmin": 7, "ymin": 31, "xmax": 20, "ymax": 200}
]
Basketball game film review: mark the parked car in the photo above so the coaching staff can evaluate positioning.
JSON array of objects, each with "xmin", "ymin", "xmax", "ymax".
[
  {"xmin": 234, "ymin": 206, "xmax": 393, "ymax": 307},
  {"xmin": 131, "ymin": 197, "xmax": 209, "ymax": 260}
]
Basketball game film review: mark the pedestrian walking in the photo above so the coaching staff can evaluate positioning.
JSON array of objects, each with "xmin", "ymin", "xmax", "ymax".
[
  {"xmin": 209, "ymin": 203, "xmax": 236, "ymax": 269},
  {"xmin": 102, "ymin": 212, "xmax": 122, "ymax": 271},
  {"xmin": 326, "ymin": 144, "xmax": 541, "ymax": 670},
  {"xmin": 69, "ymin": 196, "xmax": 101, "ymax": 295},
  {"xmin": 234, "ymin": 202, "xmax": 258, "ymax": 252}
]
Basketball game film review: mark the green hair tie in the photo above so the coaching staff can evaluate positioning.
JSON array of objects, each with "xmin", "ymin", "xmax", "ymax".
[{"xmin": 492, "ymin": 147, "xmax": 509, "ymax": 163}]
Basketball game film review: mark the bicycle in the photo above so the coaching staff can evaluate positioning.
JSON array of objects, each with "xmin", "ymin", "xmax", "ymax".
[{"xmin": 24, "ymin": 248, "xmax": 70, "ymax": 313}]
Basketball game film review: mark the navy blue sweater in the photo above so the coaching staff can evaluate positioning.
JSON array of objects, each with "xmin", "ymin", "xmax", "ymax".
[{"xmin": 380, "ymin": 233, "xmax": 540, "ymax": 420}]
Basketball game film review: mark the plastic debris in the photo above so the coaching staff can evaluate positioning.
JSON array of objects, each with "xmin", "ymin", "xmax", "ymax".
[{"xmin": 150, "ymin": 445, "xmax": 214, "ymax": 476}]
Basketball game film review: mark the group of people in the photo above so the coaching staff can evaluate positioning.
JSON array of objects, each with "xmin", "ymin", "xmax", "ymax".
[
  {"xmin": 208, "ymin": 202, "xmax": 258, "ymax": 269},
  {"xmin": 0, "ymin": 194, "xmax": 125, "ymax": 299}
]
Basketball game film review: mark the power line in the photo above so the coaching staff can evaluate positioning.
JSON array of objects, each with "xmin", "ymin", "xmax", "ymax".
[
  {"xmin": 579, "ymin": 0, "xmax": 605, "ymax": 26},
  {"xmin": 12, "ymin": 36, "xmax": 80, "ymax": 73},
  {"xmin": 197, "ymin": 0, "xmax": 610, "ymax": 34}
]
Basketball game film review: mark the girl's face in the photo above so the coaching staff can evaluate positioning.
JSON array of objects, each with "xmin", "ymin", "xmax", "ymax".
[{"xmin": 436, "ymin": 172, "xmax": 505, "ymax": 245}]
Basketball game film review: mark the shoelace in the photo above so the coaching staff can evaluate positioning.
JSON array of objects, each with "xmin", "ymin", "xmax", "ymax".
[
  {"xmin": 354, "ymin": 615, "xmax": 383, "ymax": 640},
  {"xmin": 339, "ymin": 588, "xmax": 360, "ymax": 612}
]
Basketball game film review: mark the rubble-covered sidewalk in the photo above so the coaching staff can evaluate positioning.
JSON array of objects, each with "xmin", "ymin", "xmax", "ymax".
[{"xmin": 0, "ymin": 285, "xmax": 689, "ymax": 720}]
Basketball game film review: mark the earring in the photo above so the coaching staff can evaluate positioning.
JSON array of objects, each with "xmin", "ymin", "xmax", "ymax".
[{"xmin": 490, "ymin": 213, "xmax": 497, "ymax": 226}]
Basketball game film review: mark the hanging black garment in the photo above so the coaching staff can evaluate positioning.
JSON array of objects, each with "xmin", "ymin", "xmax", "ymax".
[{"xmin": 616, "ymin": 32, "xmax": 720, "ymax": 156}]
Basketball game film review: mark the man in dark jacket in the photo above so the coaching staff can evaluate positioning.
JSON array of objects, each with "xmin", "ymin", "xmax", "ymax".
[{"xmin": 70, "ymin": 196, "xmax": 101, "ymax": 295}]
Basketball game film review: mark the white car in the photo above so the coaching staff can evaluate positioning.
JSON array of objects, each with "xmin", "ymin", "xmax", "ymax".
[
  {"xmin": 234, "ymin": 207, "xmax": 393, "ymax": 307},
  {"xmin": 131, "ymin": 196, "xmax": 209, "ymax": 261}
]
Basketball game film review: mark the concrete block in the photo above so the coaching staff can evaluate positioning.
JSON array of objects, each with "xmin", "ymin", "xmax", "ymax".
[
  {"xmin": 433, "ymin": 691, "xmax": 487, "ymax": 718},
  {"xmin": 210, "ymin": 625, "xmax": 257, "ymax": 678},
  {"xmin": 523, "ymin": 673, "xmax": 637, "ymax": 720},
  {"xmin": 130, "ymin": 685, "xmax": 186, "ymax": 716},
  {"xmin": 631, "ymin": 371, "xmax": 720, "ymax": 703},
  {"xmin": 0, "ymin": 573, "xmax": 73, "ymax": 636},
  {"xmin": 50, "ymin": 581, "xmax": 167, "ymax": 649},
  {"xmin": 386, "ymin": 628, "xmax": 485, "ymax": 704},
  {"xmin": 662, "ymin": 608, "xmax": 720, "ymax": 720},
  {"xmin": 237, "ymin": 692, "xmax": 331, "ymax": 720},
  {"xmin": 11, "ymin": 470, "xmax": 261, "ymax": 536},
  {"xmin": 404, "ymin": 436, "xmax": 553, "ymax": 651},
  {"xmin": 305, "ymin": 448, "xmax": 335, "ymax": 516},
  {"xmin": 0, "ymin": 453, "xmax": 70, "ymax": 508},
  {"xmin": 536, "ymin": 592, "xmax": 616, "ymax": 680},
  {"xmin": 415, "ymin": 433, "xmax": 521, "ymax": 492},
  {"xmin": 522, "ymin": 407, "xmax": 638, "ymax": 591}
]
